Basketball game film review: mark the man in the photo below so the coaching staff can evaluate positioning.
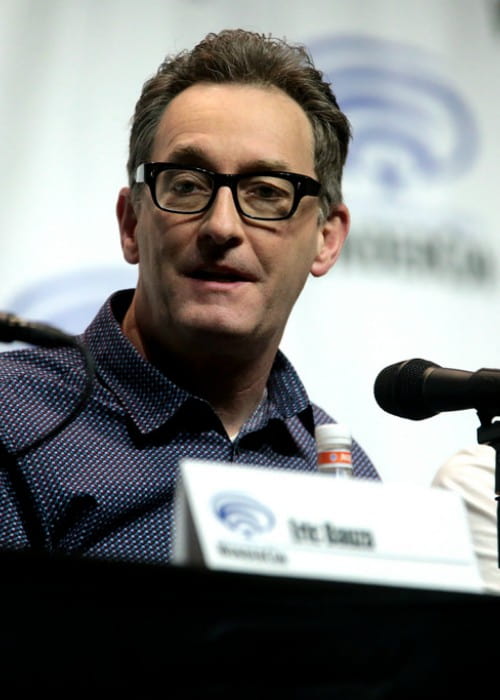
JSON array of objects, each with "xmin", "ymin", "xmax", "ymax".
[{"xmin": 0, "ymin": 29, "xmax": 379, "ymax": 564}]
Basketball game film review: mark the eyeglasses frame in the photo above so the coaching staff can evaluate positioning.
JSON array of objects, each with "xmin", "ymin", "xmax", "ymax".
[{"xmin": 134, "ymin": 162, "xmax": 321, "ymax": 221}]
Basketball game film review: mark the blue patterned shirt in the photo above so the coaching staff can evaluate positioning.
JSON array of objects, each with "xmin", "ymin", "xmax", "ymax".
[{"xmin": 0, "ymin": 290, "xmax": 379, "ymax": 564}]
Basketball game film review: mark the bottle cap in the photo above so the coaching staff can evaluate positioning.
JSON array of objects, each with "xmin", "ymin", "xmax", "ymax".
[{"xmin": 314, "ymin": 423, "xmax": 352, "ymax": 451}]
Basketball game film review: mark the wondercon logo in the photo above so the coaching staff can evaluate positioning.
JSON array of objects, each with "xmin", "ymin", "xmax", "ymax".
[
  {"xmin": 212, "ymin": 492, "xmax": 275, "ymax": 538},
  {"xmin": 309, "ymin": 34, "xmax": 479, "ymax": 192},
  {"xmin": 4, "ymin": 265, "xmax": 137, "ymax": 335}
]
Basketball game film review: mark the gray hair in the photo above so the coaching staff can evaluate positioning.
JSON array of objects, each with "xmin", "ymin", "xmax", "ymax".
[{"xmin": 128, "ymin": 29, "xmax": 351, "ymax": 217}]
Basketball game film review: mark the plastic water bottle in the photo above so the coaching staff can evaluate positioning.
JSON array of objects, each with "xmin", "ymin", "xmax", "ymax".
[{"xmin": 314, "ymin": 423, "xmax": 353, "ymax": 477}]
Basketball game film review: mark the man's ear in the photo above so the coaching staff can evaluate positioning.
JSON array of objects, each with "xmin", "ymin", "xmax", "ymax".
[
  {"xmin": 116, "ymin": 187, "xmax": 140, "ymax": 264},
  {"xmin": 310, "ymin": 203, "xmax": 350, "ymax": 277}
]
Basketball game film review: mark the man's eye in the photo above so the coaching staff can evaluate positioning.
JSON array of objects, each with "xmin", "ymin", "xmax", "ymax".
[
  {"xmin": 253, "ymin": 185, "xmax": 282, "ymax": 199},
  {"xmin": 170, "ymin": 175, "xmax": 209, "ymax": 193},
  {"xmin": 158, "ymin": 170, "xmax": 212, "ymax": 196},
  {"xmin": 172, "ymin": 179, "xmax": 198, "ymax": 193},
  {"xmin": 243, "ymin": 181, "xmax": 289, "ymax": 200}
]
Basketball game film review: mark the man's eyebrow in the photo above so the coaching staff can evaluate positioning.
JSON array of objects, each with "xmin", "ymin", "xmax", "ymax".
[
  {"xmin": 243, "ymin": 158, "xmax": 292, "ymax": 173},
  {"xmin": 164, "ymin": 146, "xmax": 292, "ymax": 173},
  {"xmin": 166, "ymin": 145, "xmax": 210, "ymax": 167}
]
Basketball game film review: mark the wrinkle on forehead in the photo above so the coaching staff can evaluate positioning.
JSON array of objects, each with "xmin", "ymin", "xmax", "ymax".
[
  {"xmin": 165, "ymin": 143, "xmax": 294, "ymax": 174},
  {"xmin": 151, "ymin": 83, "xmax": 316, "ymax": 176}
]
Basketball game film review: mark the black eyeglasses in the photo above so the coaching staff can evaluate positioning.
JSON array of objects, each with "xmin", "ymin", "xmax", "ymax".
[{"xmin": 135, "ymin": 162, "xmax": 321, "ymax": 221}]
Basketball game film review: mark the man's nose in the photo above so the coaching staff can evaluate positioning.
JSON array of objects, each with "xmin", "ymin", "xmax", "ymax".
[{"xmin": 198, "ymin": 185, "xmax": 245, "ymax": 244}]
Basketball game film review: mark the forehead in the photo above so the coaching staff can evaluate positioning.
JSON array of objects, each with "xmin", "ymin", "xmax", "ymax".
[{"xmin": 151, "ymin": 82, "xmax": 316, "ymax": 173}]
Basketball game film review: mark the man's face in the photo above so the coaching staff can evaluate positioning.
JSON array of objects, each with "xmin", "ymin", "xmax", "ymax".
[{"xmin": 118, "ymin": 82, "xmax": 349, "ymax": 358}]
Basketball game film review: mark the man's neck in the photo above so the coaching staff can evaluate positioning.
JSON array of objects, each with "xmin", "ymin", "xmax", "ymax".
[
  {"xmin": 121, "ymin": 304, "xmax": 276, "ymax": 438},
  {"xmin": 159, "ymin": 349, "xmax": 272, "ymax": 438}
]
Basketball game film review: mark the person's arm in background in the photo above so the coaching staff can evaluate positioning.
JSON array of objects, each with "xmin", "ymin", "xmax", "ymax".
[{"xmin": 432, "ymin": 444, "xmax": 499, "ymax": 594}]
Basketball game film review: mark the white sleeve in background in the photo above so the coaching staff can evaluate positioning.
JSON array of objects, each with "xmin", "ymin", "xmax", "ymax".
[{"xmin": 432, "ymin": 444, "xmax": 499, "ymax": 595}]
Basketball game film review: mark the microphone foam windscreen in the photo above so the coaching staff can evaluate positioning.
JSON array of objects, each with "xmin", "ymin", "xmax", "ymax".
[{"xmin": 374, "ymin": 358, "xmax": 440, "ymax": 420}]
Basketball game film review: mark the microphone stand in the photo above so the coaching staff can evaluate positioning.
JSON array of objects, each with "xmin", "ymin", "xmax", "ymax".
[{"xmin": 476, "ymin": 410, "xmax": 500, "ymax": 568}]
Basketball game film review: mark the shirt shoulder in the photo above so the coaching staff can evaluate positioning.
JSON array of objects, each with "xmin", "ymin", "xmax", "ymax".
[
  {"xmin": 0, "ymin": 345, "xmax": 87, "ymax": 388},
  {"xmin": 0, "ymin": 345, "xmax": 90, "ymax": 452}
]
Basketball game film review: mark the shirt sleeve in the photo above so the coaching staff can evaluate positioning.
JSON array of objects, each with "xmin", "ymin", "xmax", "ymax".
[{"xmin": 432, "ymin": 445, "xmax": 499, "ymax": 594}]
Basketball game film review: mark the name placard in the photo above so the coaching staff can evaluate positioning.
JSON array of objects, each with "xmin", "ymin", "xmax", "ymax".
[{"xmin": 173, "ymin": 459, "xmax": 483, "ymax": 594}]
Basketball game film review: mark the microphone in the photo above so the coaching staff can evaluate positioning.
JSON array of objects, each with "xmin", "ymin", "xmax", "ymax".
[
  {"xmin": 0, "ymin": 312, "xmax": 77, "ymax": 347},
  {"xmin": 374, "ymin": 358, "xmax": 500, "ymax": 420}
]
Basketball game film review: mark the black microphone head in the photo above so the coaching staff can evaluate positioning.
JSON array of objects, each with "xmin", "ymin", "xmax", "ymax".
[{"xmin": 374, "ymin": 358, "xmax": 442, "ymax": 420}]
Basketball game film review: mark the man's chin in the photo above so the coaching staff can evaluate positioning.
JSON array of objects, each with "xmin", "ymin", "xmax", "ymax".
[
  {"xmin": 178, "ymin": 314, "xmax": 263, "ymax": 349},
  {"xmin": 187, "ymin": 320, "xmax": 252, "ymax": 341}
]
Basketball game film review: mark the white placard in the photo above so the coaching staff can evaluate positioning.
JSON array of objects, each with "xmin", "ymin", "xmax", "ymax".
[{"xmin": 173, "ymin": 459, "xmax": 484, "ymax": 594}]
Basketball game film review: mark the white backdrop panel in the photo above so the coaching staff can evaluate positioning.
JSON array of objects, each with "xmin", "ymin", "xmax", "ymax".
[{"xmin": 1, "ymin": 0, "xmax": 500, "ymax": 485}]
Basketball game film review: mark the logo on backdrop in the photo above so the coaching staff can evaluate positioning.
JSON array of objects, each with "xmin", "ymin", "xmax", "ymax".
[
  {"xmin": 212, "ymin": 492, "xmax": 275, "ymax": 538},
  {"xmin": 3, "ymin": 266, "xmax": 137, "ymax": 336},
  {"xmin": 309, "ymin": 34, "xmax": 495, "ymax": 285}
]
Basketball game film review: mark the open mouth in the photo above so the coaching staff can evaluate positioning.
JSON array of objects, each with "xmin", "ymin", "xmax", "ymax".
[{"xmin": 190, "ymin": 269, "xmax": 248, "ymax": 283}]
